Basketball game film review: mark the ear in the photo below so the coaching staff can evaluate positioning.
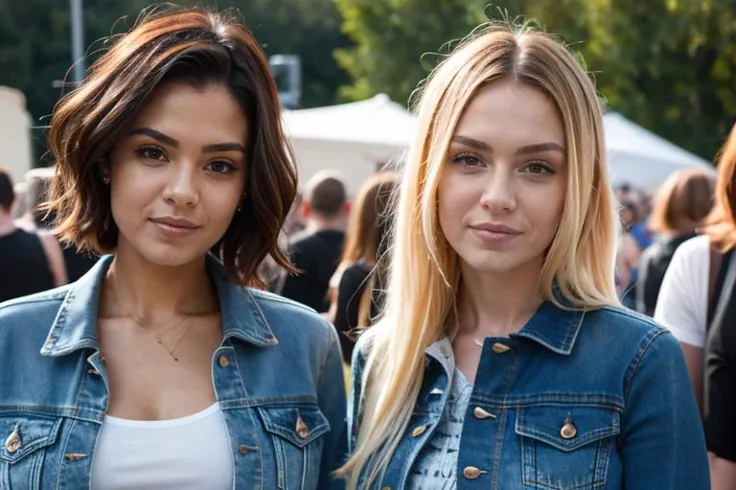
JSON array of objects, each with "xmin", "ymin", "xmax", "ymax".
[
  {"xmin": 343, "ymin": 201, "xmax": 351, "ymax": 214},
  {"xmin": 301, "ymin": 200, "xmax": 311, "ymax": 220}
]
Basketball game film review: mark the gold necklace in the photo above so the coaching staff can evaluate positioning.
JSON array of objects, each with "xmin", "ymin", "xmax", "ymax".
[{"xmin": 109, "ymin": 283, "xmax": 194, "ymax": 362}]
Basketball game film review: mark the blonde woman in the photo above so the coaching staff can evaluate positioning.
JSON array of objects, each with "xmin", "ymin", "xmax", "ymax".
[{"xmin": 337, "ymin": 22, "xmax": 709, "ymax": 490}]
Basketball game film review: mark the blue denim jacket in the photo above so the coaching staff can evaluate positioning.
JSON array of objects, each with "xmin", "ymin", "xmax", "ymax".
[
  {"xmin": 349, "ymin": 301, "xmax": 710, "ymax": 489},
  {"xmin": 0, "ymin": 255, "xmax": 347, "ymax": 490}
]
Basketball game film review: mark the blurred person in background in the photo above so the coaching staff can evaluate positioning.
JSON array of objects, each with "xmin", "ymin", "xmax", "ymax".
[
  {"xmin": 327, "ymin": 171, "xmax": 398, "ymax": 364},
  {"xmin": 656, "ymin": 125, "xmax": 736, "ymax": 489},
  {"xmin": 0, "ymin": 7, "xmax": 346, "ymax": 490},
  {"xmin": 339, "ymin": 22, "xmax": 708, "ymax": 490},
  {"xmin": 637, "ymin": 168, "xmax": 714, "ymax": 316},
  {"xmin": 616, "ymin": 201, "xmax": 641, "ymax": 308},
  {"xmin": 17, "ymin": 167, "xmax": 98, "ymax": 282},
  {"xmin": 274, "ymin": 170, "xmax": 348, "ymax": 312},
  {"xmin": 0, "ymin": 166, "xmax": 66, "ymax": 302}
]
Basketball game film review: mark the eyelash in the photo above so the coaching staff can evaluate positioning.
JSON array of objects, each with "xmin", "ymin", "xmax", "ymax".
[
  {"xmin": 134, "ymin": 145, "xmax": 239, "ymax": 174},
  {"xmin": 450, "ymin": 153, "xmax": 555, "ymax": 175},
  {"xmin": 135, "ymin": 145, "xmax": 167, "ymax": 162}
]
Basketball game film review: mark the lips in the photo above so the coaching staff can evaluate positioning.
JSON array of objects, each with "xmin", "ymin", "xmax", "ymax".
[
  {"xmin": 470, "ymin": 223, "xmax": 522, "ymax": 235},
  {"xmin": 149, "ymin": 216, "xmax": 200, "ymax": 229}
]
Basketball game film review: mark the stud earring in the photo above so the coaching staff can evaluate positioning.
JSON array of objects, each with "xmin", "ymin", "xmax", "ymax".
[{"xmin": 102, "ymin": 175, "xmax": 110, "ymax": 184}]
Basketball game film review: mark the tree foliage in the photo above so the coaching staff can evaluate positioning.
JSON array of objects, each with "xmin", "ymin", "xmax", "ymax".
[
  {"xmin": 334, "ymin": 0, "xmax": 736, "ymax": 159},
  {"xmin": 0, "ymin": 0, "xmax": 351, "ymax": 162}
]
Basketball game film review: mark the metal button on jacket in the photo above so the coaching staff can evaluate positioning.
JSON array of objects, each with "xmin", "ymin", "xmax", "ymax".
[
  {"xmin": 5, "ymin": 427, "xmax": 21, "ymax": 454},
  {"xmin": 491, "ymin": 342, "xmax": 511, "ymax": 354},
  {"xmin": 473, "ymin": 406, "xmax": 496, "ymax": 420},
  {"xmin": 463, "ymin": 466, "xmax": 486, "ymax": 479},
  {"xmin": 411, "ymin": 425, "xmax": 428, "ymax": 437},
  {"xmin": 560, "ymin": 422, "xmax": 578, "ymax": 439}
]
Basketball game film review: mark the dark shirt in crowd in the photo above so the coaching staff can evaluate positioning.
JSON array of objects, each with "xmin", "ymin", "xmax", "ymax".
[
  {"xmin": 705, "ymin": 248, "xmax": 736, "ymax": 462},
  {"xmin": 0, "ymin": 229, "xmax": 54, "ymax": 302},
  {"xmin": 276, "ymin": 229, "xmax": 344, "ymax": 312},
  {"xmin": 334, "ymin": 261, "xmax": 374, "ymax": 364},
  {"xmin": 62, "ymin": 247, "xmax": 98, "ymax": 283},
  {"xmin": 637, "ymin": 232, "xmax": 696, "ymax": 316}
]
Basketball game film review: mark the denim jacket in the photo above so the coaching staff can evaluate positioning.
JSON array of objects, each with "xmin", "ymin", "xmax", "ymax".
[
  {"xmin": 348, "ymin": 301, "xmax": 710, "ymax": 489},
  {"xmin": 0, "ymin": 255, "xmax": 347, "ymax": 490}
]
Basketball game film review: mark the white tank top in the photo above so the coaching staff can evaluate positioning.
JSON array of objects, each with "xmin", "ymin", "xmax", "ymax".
[{"xmin": 91, "ymin": 403, "xmax": 234, "ymax": 490}]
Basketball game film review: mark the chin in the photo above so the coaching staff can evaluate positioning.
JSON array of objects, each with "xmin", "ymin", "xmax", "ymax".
[
  {"xmin": 136, "ymin": 242, "xmax": 208, "ymax": 268},
  {"xmin": 459, "ymin": 248, "xmax": 532, "ymax": 276}
]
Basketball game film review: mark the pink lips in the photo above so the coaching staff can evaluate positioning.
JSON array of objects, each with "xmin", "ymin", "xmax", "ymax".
[
  {"xmin": 149, "ymin": 216, "xmax": 201, "ymax": 238},
  {"xmin": 470, "ymin": 222, "xmax": 522, "ymax": 246}
]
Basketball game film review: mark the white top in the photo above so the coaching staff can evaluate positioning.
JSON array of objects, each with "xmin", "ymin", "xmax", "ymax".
[
  {"xmin": 654, "ymin": 234, "xmax": 710, "ymax": 348},
  {"xmin": 91, "ymin": 403, "xmax": 234, "ymax": 490}
]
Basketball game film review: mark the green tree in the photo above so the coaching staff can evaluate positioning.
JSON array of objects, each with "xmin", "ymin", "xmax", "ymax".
[
  {"xmin": 0, "ymin": 0, "xmax": 351, "ymax": 164},
  {"xmin": 333, "ymin": 0, "xmax": 736, "ymax": 159}
]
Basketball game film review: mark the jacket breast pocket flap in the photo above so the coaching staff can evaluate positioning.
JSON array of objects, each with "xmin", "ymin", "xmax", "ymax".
[
  {"xmin": 0, "ymin": 416, "xmax": 62, "ymax": 465},
  {"xmin": 516, "ymin": 405, "xmax": 620, "ymax": 452},
  {"xmin": 515, "ymin": 406, "xmax": 621, "ymax": 489},
  {"xmin": 260, "ymin": 405, "xmax": 331, "ymax": 448}
]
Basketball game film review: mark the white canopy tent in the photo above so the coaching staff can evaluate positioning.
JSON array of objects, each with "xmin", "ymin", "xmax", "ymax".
[
  {"xmin": 603, "ymin": 112, "xmax": 714, "ymax": 190},
  {"xmin": 283, "ymin": 95, "xmax": 714, "ymax": 194},
  {"xmin": 282, "ymin": 94, "xmax": 415, "ymax": 195}
]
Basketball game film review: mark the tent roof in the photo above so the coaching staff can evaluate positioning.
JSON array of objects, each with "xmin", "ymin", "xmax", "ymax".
[
  {"xmin": 282, "ymin": 93, "xmax": 416, "ymax": 148},
  {"xmin": 602, "ymin": 112, "xmax": 711, "ymax": 168}
]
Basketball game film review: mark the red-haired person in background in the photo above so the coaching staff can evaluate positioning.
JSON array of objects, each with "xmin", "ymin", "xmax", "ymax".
[{"xmin": 656, "ymin": 124, "xmax": 736, "ymax": 490}]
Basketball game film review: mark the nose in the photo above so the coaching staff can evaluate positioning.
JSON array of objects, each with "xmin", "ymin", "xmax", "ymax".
[
  {"xmin": 162, "ymin": 164, "xmax": 200, "ymax": 208},
  {"xmin": 479, "ymin": 168, "xmax": 516, "ymax": 213}
]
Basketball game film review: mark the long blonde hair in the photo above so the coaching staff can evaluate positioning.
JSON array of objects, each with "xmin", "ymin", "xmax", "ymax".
[{"xmin": 337, "ymin": 22, "xmax": 620, "ymax": 488}]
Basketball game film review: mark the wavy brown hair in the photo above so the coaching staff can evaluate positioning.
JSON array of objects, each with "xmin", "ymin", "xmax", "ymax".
[
  {"xmin": 46, "ymin": 6, "xmax": 297, "ymax": 287},
  {"xmin": 648, "ymin": 168, "xmax": 714, "ymax": 234},
  {"xmin": 703, "ymin": 124, "xmax": 736, "ymax": 252}
]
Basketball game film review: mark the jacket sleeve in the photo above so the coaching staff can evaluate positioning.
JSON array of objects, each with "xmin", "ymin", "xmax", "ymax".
[
  {"xmin": 317, "ymin": 322, "xmax": 348, "ymax": 490},
  {"xmin": 620, "ymin": 329, "xmax": 710, "ymax": 489}
]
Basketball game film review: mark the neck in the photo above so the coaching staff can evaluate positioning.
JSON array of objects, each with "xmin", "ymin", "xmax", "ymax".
[
  {"xmin": 104, "ymin": 243, "xmax": 219, "ymax": 323},
  {"xmin": 0, "ymin": 211, "xmax": 16, "ymax": 235},
  {"xmin": 306, "ymin": 215, "xmax": 344, "ymax": 233},
  {"xmin": 455, "ymin": 258, "xmax": 544, "ymax": 338}
]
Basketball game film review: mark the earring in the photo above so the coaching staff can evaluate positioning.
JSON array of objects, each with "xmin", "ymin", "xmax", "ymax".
[
  {"xmin": 237, "ymin": 193, "xmax": 247, "ymax": 212},
  {"xmin": 102, "ymin": 175, "xmax": 110, "ymax": 184}
]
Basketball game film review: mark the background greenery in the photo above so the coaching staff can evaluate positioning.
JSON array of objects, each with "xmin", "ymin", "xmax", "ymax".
[{"xmin": 1, "ymin": 0, "xmax": 734, "ymax": 163}]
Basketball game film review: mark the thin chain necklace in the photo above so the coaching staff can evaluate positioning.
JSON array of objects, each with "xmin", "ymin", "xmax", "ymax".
[{"xmin": 109, "ymin": 282, "xmax": 195, "ymax": 362}]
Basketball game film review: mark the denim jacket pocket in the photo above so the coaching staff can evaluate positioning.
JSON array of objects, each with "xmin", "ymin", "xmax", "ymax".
[
  {"xmin": 259, "ymin": 405, "xmax": 331, "ymax": 490},
  {"xmin": 0, "ymin": 415, "xmax": 63, "ymax": 490},
  {"xmin": 515, "ymin": 405, "xmax": 620, "ymax": 490}
]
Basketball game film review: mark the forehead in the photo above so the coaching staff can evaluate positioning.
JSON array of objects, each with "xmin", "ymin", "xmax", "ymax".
[
  {"xmin": 453, "ymin": 79, "xmax": 565, "ymax": 147},
  {"xmin": 129, "ymin": 82, "xmax": 248, "ymax": 144}
]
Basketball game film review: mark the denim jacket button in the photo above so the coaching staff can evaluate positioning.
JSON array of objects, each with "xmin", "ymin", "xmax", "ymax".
[
  {"xmin": 462, "ymin": 466, "xmax": 487, "ymax": 479},
  {"xmin": 296, "ymin": 416, "xmax": 310, "ymax": 439},
  {"xmin": 411, "ymin": 424, "xmax": 428, "ymax": 437},
  {"xmin": 5, "ymin": 428, "xmax": 21, "ymax": 454},
  {"xmin": 491, "ymin": 343, "xmax": 511, "ymax": 354},
  {"xmin": 218, "ymin": 355, "xmax": 230, "ymax": 368},
  {"xmin": 473, "ymin": 406, "xmax": 496, "ymax": 420},
  {"xmin": 560, "ymin": 422, "xmax": 578, "ymax": 439}
]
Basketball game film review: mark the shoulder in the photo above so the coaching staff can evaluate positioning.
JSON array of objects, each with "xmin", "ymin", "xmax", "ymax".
[
  {"xmin": 583, "ymin": 305, "xmax": 670, "ymax": 354},
  {"xmin": 672, "ymin": 234, "xmax": 710, "ymax": 264},
  {"xmin": 247, "ymin": 287, "xmax": 335, "ymax": 345},
  {"xmin": 0, "ymin": 285, "xmax": 70, "ymax": 341},
  {"xmin": 582, "ymin": 306, "xmax": 683, "ymax": 378}
]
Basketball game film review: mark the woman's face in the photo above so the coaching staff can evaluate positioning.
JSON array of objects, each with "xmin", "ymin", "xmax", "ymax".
[
  {"xmin": 107, "ymin": 82, "xmax": 248, "ymax": 267},
  {"xmin": 437, "ymin": 79, "xmax": 567, "ymax": 278}
]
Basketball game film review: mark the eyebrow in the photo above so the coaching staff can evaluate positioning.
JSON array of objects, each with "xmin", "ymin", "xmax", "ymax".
[
  {"xmin": 128, "ymin": 127, "xmax": 246, "ymax": 154},
  {"xmin": 451, "ymin": 135, "xmax": 565, "ymax": 155}
]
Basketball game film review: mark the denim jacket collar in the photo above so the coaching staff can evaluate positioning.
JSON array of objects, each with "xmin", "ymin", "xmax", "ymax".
[
  {"xmin": 510, "ymin": 300, "xmax": 586, "ymax": 355},
  {"xmin": 425, "ymin": 298, "xmax": 586, "ymax": 365},
  {"xmin": 41, "ymin": 254, "xmax": 278, "ymax": 357}
]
